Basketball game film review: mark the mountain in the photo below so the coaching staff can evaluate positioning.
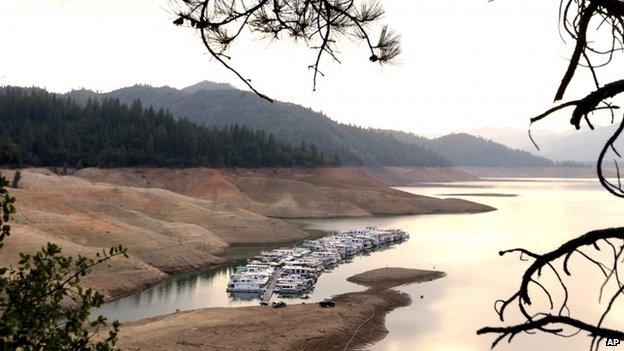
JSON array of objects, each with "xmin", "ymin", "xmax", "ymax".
[
  {"xmin": 468, "ymin": 127, "xmax": 559, "ymax": 151},
  {"xmin": 0, "ymin": 87, "xmax": 335, "ymax": 168},
  {"xmin": 429, "ymin": 133, "xmax": 553, "ymax": 167},
  {"xmin": 536, "ymin": 125, "xmax": 617, "ymax": 162},
  {"xmin": 386, "ymin": 131, "xmax": 554, "ymax": 167},
  {"xmin": 67, "ymin": 85, "xmax": 450, "ymax": 167},
  {"xmin": 468, "ymin": 126, "xmax": 618, "ymax": 162},
  {"xmin": 66, "ymin": 82, "xmax": 559, "ymax": 168}
]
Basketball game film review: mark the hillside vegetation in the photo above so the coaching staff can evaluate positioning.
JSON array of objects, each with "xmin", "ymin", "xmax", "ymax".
[
  {"xmin": 67, "ymin": 82, "xmax": 557, "ymax": 168},
  {"xmin": 387, "ymin": 131, "xmax": 554, "ymax": 167},
  {"xmin": 0, "ymin": 87, "xmax": 335, "ymax": 168},
  {"xmin": 67, "ymin": 84, "xmax": 451, "ymax": 167}
]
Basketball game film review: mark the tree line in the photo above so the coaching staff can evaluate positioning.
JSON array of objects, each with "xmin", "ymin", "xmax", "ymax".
[
  {"xmin": 0, "ymin": 87, "xmax": 338, "ymax": 168},
  {"xmin": 68, "ymin": 85, "xmax": 456, "ymax": 167}
]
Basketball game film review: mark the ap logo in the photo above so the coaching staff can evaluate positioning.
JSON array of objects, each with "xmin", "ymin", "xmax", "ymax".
[{"xmin": 607, "ymin": 339, "xmax": 621, "ymax": 347}]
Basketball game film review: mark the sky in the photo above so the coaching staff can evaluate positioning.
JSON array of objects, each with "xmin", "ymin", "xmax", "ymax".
[{"xmin": 0, "ymin": 0, "xmax": 620, "ymax": 136}]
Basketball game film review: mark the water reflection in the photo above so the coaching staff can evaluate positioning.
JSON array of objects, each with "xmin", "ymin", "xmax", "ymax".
[
  {"xmin": 96, "ymin": 179, "xmax": 624, "ymax": 351},
  {"xmin": 95, "ymin": 242, "xmax": 403, "ymax": 322}
]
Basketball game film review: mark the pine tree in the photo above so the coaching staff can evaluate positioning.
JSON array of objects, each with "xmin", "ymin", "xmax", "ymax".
[{"xmin": 0, "ymin": 87, "xmax": 336, "ymax": 169}]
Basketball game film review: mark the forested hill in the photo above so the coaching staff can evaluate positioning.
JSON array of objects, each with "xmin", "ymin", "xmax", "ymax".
[
  {"xmin": 67, "ymin": 83, "xmax": 450, "ymax": 167},
  {"xmin": 387, "ymin": 131, "xmax": 554, "ymax": 167},
  {"xmin": 67, "ymin": 82, "xmax": 560, "ymax": 167},
  {"xmin": 0, "ymin": 87, "xmax": 336, "ymax": 168}
]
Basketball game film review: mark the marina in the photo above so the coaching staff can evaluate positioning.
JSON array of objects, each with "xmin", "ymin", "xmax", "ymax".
[
  {"xmin": 226, "ymin": 227, "xmax": 409, "ymax": 302},
  {"xmin": 93, "ymin": 179, "xmax": 623, "ymax": 351}
]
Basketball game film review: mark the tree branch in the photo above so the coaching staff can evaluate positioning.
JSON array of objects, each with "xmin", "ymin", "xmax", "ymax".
[{"xmin": 173, "ymin": 0, "xmax": 400, "ymax": 101}]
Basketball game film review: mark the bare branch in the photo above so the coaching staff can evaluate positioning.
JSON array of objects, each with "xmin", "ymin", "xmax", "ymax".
[
  {"xmin": 173, "ymin": 0, "xmax": 401, "ymax": 101},
  {"xmin": 481, "ymin": 228, "xmax": 624, "ymax": 349}
]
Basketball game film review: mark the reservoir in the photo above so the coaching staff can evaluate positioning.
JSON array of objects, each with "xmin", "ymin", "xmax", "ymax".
[{"xmin": 96, "ymin": 178, "xmax": 624, "ymax": 350}]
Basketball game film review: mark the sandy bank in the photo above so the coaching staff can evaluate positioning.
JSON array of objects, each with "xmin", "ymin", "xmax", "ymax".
[
  {"xmin": 347, "ymin": 267, "xmax": 446, "ymax": 290},
  {"xmin": 115, "ymin": 267, "xmax": 445, "ymax": 351}
]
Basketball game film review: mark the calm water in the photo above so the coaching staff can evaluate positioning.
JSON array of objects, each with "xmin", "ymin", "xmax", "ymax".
[{"xmin": 96, "ymin": 179, "xmax": 624, "ymax": 350}]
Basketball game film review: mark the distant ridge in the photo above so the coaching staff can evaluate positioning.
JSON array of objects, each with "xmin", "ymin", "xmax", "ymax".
[
  {"xmin": 64, "ymin": 81, "xmax": 556, "ymax": 168},
  {"xmin": 469, "ymin": 126, "xmax": 616, "ymax": 163},
  {"xmin": 385, "ymin": 130, "xmax": 554, "ymax": 167},
  {"xmin": 429, "ymin": 133, "xmax": 553, "ymax": 167},
  {"xmin": 181, "ymin": 81, "xmax": 235, "ymax": 94}
]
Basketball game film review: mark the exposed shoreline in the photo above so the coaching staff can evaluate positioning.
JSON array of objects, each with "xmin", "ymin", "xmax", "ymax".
[
  {"xmin": 0, "ymin": 167, "xmax": 490, "ymax": 306},
  {"xmin": 459, "ymin": 166, "xmax": 606, "ymax": 178},
  {"xmin": 114, "ymin": 268, "xmax": 446, "ymax": 351}
]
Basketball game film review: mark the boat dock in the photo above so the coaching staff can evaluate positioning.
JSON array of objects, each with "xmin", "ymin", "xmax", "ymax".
[
  {"xmin": 226, "ymin": 227, "xmax": 410, "ymax": 300},
  {"xmin": 260, "ymin": 269, "xmax": 280, "ymax": 304}
]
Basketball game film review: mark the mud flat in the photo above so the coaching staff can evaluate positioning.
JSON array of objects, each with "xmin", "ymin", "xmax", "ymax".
[
  {"xmin": 347, "ymin": 267, "xmax": 446, "ymax": 289},
  {"xmin": 115, "ymin": 268, "xmax": 445, "ymax": 351}
]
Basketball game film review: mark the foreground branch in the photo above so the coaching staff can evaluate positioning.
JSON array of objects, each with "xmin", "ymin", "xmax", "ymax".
[
  {"xmin": 530, "ymin": 0, "xmax": 624, "ymax": 197},
  {"xmin": 509, "ymin": 227, "xmax": 624, "ymax": 304},
  {"xmin": 173, "ymin": 0, "xmax": 401, "ymax": 101},
  {"xmin": 478, "ymin": 315, "xmax": 624, "ymax": 349},
  {"xmin": 480, "ymin": 227, "xmax": 624, "ymax": 349}
]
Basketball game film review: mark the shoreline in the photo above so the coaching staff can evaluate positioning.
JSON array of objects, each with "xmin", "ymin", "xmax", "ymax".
[
  {"xmin": 0, "ymin": 167, "xmax": 491, "ymax": 308},
  {"xmin": 96, "ymin": 227, "xmax": 334, "ymax": 304},
  {"xmin": 459, "ymin": 166, "xmax": 607, "ymax": 178},
  {"xmin": 114, "ymin": 268, "xmax": 446, "ymax": 351},
  {"xmin": 96, "ymin": 213, "xmax": 481, "ymax": 307}
]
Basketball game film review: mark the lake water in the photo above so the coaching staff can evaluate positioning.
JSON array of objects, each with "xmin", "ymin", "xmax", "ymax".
[{"xmin": 96, "ymin": 179, "xmax": 624, "ymax": 350}]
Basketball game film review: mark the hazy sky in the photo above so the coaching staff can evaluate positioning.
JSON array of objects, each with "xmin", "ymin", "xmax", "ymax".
[{"xmin": 0, "ymin": 0, "xmax": 619, "ymax": 135}]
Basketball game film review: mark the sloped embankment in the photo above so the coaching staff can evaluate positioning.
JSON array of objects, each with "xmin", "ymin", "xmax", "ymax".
[
  {"xmin": 1, "ymin": 169, "xmax": 307, "ymax": 301},
  {"xmin": 1, "ymin": 167, "xmax": 489, "ymax": 302},
  {"xmin": 75, "ymin": 167, "xmax": 491, "ymax": 218}
]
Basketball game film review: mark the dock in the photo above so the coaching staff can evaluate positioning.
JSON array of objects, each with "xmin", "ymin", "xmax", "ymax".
[
  {"xmin": 227, "ymin": 227, "xmax": 410, "ymax": 300},
  {"xmin": 261, "ymin": 268, "xmax": 280, "ymax": 304}
]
